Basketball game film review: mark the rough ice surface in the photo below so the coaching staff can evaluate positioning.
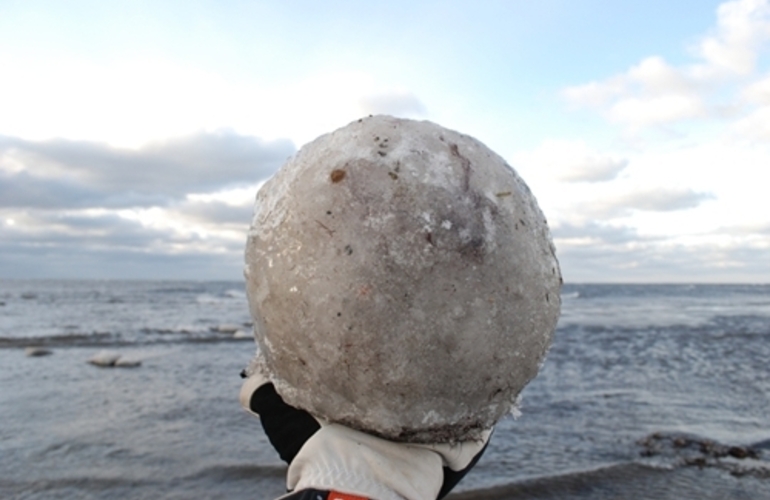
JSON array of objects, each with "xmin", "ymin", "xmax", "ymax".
[{"xmin": 244, "ymin": 115, "xmax": 562, "ymax": 443}]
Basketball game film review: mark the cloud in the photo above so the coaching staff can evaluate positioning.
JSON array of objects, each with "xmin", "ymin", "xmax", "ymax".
[
  {"xmin": 359, "ymin": 90, "xmax": 428, "ymax": 117},
  {"xmin": 0, "ymin": 53, "xmax": 431, "ymax": 150},
  {"xmin": 730, "ymin": 100, "xmax": 770, "ymax": 140},
  {"xmin": 552, "ymin": 222, "xmax": 640, "ymax": 245},
  {"xmin": 544, "ymin": 0, "xmax": 770, "ymax": 284},
  {"xmin": 0, "ymin": 131, "xmax": 293, "ymax": 208},
  {"xmin": 691, "ymin": 0, "xmax": 770, "ymax": 77},
  {"xmin": 559, "ymin": 157, "xmax": 629, "ymax": 183},
  {"xmin": 564, "ymin": 57, "xmax": 695, "ymax": 107},
  {"xmin": 0, "ymin": 169, "xmax": 172, "ymax": 209},
  {"xmin": 584, "ymin": 188, "xmax": 716, "ymax": 217},
  {"xmin": 528, "ymin": 1, "xmax": 770, "ymax": 282},
  {"xmin": 742, "ymin": 73, "xmax": 770, "ymax": 103},
  {"xmin": 713, "ymin": 220, "xmax": 770, "ymax": 236},
  {"xmin": 174, "ymin": 198, "xmax": 253, "ymax": 227},
  {"xmin": 0, "ymin": 239, "xmax": 244, "ymax": 280},
  {"xmin": 563, "ymin": 0, "xmax": 770, "ymax": 131},
  {"xmin": 618, "ymin": 188, "xmax": 717, "ymax": 211},
  {"xmin": 554, "ymin": 224, "xmax": 770, "ymax": 283},
  {"xmin": 607, "ymin": 91, "xmax": 706, "ymax": 128},
  {"xmin": 563, "ymin": 56, "xmax": 707, "ymax": 129},
  {"xmin": 0, "ymin": 130, "xmax": 282, "ymax": 279},
  {"xmin": 512, "ymin": 140, "xmax": 629, "ymax": 183},
  {"xmin": 1, "ymin": 205, "xmax": 249, "ymax": 266},
  {"xmin": 2, "ymin": 210, "xmax": 169, "ymax": 250}
]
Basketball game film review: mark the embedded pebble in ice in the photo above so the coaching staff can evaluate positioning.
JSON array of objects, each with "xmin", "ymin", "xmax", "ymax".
[
  {"xmin": 25, "ymin": 347, "xmax": 53, "ymax": 357},
  {"xmin": 244, "ymin": 115, "xmax": 562, "ymax": 442}
]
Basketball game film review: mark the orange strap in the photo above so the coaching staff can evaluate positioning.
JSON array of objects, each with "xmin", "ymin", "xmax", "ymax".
[{"xmin": 328, "ymin": 491, "xmax": 369, "ymax": 500}]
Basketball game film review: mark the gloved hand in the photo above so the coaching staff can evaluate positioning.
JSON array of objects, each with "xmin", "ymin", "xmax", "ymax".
[{"xmin": 240, "ymin": 359, "xmax": 490, "ymax": 500}]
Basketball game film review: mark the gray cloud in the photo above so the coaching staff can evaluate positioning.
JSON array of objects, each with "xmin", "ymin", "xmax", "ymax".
[
  {"xmin": 3, "ymin": 211, "xmax": 169, "ymax": 250},
  {"xmin": 0, "ymin": 131, "xmax": 294, "ymax": 207},
  {"xmin": 359, "ymin": 91, "xmax": 427, "ymax": 117},
  {"xmin": 551, "ymin": 215, "xmax": 770, "ymax": 283},
  {"xmin": 0, "ymin": 130, "xmax": 756, "ymax": 282},
  {"xmin": 557, "ymin": 241, "xmax": 770, "ymax": 284},
  {"xmin": 0, "ymin": 208, "xmax": 247, "ymax": 278},
  {"xmin": 715, "ymin": 221, "xmax": 770, "ymax": 236},
  {"xmin": 0, "ymin": 240, "xmax": 244, "ymax": 280},
  {"xmin": 552, "ymin": 222, "xmax": 641, "ymax": 245},
  {"xmin": 0, "ymin": 170, "xmax": 168, "ymax": 209},
  {"xmin": 0, "ymin": 130, "xmax": 294, "ymax": 279},
  {"xmin": 621, "ymin": 188, "xmax": 716, "ymax": 211},
  {"xmin": 583, "ymin": 187, "xmax": 716, "ymax": 217},
  {"xmin": 559, "ymin": 157, "xmax": 629, "ymax": 182},
  {"xmin": 175, "ymin": 199, "xmax": 253, "ymax": 226}
]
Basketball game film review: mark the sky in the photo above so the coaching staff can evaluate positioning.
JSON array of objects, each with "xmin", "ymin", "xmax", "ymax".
[{"xmin": 1, "ymin": 0, "xmax": 769, "ymax": 282}]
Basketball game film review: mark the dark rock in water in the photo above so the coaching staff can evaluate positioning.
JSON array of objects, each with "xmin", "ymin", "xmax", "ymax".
[
  {"xmin": 639, "ymin": 432, "xmax": 761, "ymax": 461},
  {"xmin": 637, "ymin": 432, "xmax": 764, "ymax": 477},
  {"xmin": 728, "ymin": 446, "xmax": 757, "ymax": 459},
  {"xmin": 25, "ymin": 347, "xmax": 53, "ymax": 357}
]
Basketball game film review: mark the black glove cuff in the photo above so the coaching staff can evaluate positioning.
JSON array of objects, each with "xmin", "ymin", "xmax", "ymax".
[
  {"xmin": 250, "ymin": 383, "xmax": 321, "ymax": 464},
  {"xmin": 437, "ymin": 438, "xmax": 489, "ymax": 499}
]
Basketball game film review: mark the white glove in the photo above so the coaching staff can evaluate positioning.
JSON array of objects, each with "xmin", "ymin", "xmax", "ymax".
[
  {"xmin": 240, "ymin": 368, "xmax": 490, "ymax": 500},
  {"xmin": 286, "ymin": 421, "xmax": 490, "ymax": 500}
]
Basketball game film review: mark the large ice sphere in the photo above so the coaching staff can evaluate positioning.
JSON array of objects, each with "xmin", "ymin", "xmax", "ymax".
[{"xmin": 245, "ymin": 116, "xmax": 561, "ymax": 442}]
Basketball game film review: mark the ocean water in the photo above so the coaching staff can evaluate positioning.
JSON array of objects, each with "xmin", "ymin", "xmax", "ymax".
[{"xmin": 1, "ymin": 281, "xmax": 769, "ymax": 499}]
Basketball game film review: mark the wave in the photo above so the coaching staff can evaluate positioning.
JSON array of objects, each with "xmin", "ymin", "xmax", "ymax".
[
  {"xmin": 191, "ymin": 463, "xmax": 285, "ymax": 481},
  {"xmin": 449, "ymin": 431, "xmax": 770, "ymax": 500},
  {"xmin": 0, "ymin": 477, "xmax": 149, "ymax": 498},
  {"xmin": 449, "ymin": 461, "xmax": 770, "ymax": 500},
  {"xmin": 0, "ymin": 464, "xmax": 286, "ymax": 499},
  {"xmin": 0, "ymin": 332, "xmax": 119, "ymax": 348},
  {"xmin": 3, "ymin": 455, "xmax": 767, "ymax": 499},
  {"xmin": 0, "ymin": 331, "xmax": 252, "ymax": 349}
]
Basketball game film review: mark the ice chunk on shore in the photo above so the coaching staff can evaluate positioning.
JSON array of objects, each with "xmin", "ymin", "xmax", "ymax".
[
  {"xmin": 88, "ymin": 351, "xmax": 141, "ymax": 368},
  {"xmin": 88, "ymin": 350, "xmax": 121, "ymax": 367},
  {"xmin": 24, "ymin": 347, "xmax": 53, "ymax": 357},
  {"xmin": 211, "ymin": 324, "xmax": 241, "ymax": 334}
]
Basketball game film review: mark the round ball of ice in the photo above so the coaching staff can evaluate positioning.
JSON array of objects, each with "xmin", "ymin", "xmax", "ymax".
[{"xmin": 245, "ymin": 116, "xmax": 561, "ymax": 442}]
